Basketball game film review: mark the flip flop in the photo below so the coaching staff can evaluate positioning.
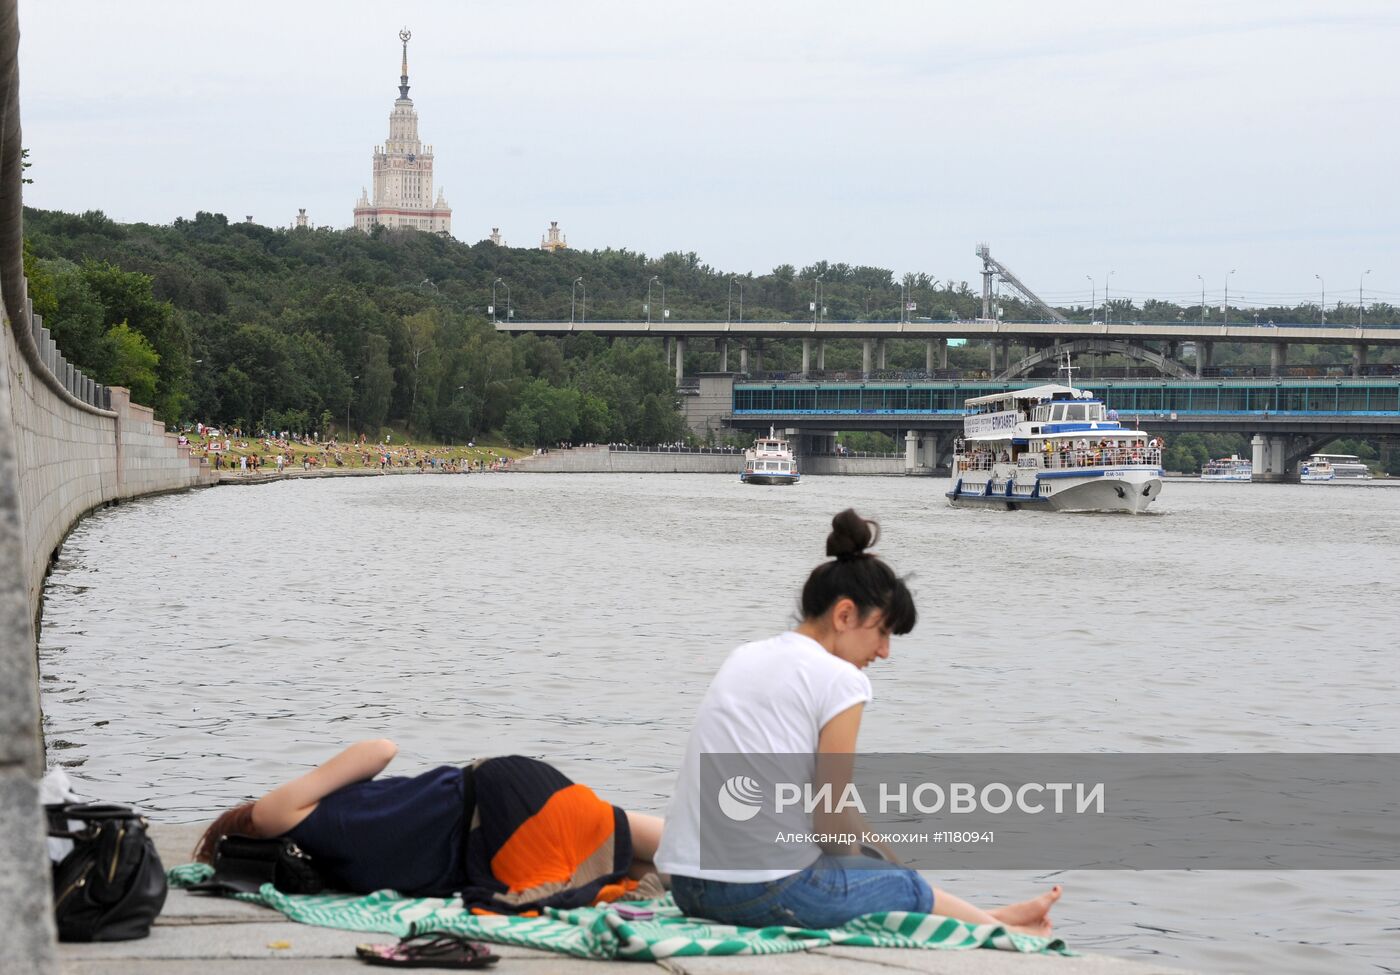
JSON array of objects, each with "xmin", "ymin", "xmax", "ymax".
[{"xmin": 356, "ymin": 930, "xmax": 499, "ymax": 969}]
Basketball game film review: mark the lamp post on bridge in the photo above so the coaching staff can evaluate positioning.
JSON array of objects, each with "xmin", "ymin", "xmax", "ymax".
[
  {"xmin": 1359, "ymin": 269, "xmax": 1371, "ymax": 326},
  {"xmin": 1224, "ymin": 268, "xmax": 1236, "ymax": 326},
  {"xmin": 1196, "ymin": 274, "xmax": 1205, "ymax": 326},
  {"xmin": 646, "ymin": 275, "xmax": 659, "ymax": 324},
  {"xmin": 1315, "ymin": 274, "xmax": 1325, "ymax": 326},
  {"xmin": 811, "ymin": 274, "xmax": 824, "ymax": 326},
  {"xmin": 727, "ymin": 276, "xmax": 743, "ymax": 324},
  {"xmin": 1085, "ymin": 275, "xmax": 1095, "ymax": 324},
  {"xmin": 572, "ymin": 277, "xmax": 586, "ymax": 325},
  {"xmin": 1104, "ymin": 270, "xmax": 1114, "ymax": 325},
  {"xmin": 897, "ymin": 279, "xmax": 911, "ymax": 323}
]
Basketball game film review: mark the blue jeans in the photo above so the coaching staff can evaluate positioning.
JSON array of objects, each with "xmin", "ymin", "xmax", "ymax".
[{"xmin": 671, "ymin": 857, "xmax": 934, "ymax": 930}]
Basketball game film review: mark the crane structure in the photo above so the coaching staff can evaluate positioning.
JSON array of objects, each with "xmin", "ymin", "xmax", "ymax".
[{"xmin": 976, "ymin": 243, "xmax": 1070, "ymax": 325}]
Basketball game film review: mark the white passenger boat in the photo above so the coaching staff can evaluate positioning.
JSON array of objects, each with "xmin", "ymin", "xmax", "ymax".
[
  {"xmin": 948, "ymin": 385, "xmax": 1163, "ymax": 513},
  {"xmin": 1302, "ymin": 453, "xmax": 1371, "ymax": 481},
  {"xmin": 741, "ymin": 429, "xmax": 800, "ymax": 485},
  {"xmin": 1201, "ymin": 456, "xmax": 1253, "ymax": 482}
]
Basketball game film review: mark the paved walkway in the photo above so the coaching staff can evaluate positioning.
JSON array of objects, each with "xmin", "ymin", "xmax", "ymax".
[{"xmin": 57, "ymin": 826, "xmax": 1194, "ymax": 975}]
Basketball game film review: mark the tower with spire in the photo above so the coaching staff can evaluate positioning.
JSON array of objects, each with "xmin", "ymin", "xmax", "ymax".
[{"xmin": 353, "ymin": 29, "xmax": 452, "ymax": 235}]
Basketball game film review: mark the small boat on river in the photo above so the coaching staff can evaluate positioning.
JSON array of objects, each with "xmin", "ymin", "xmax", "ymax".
[
  {"xmin": 948, "ymin": 384, "xmax": 1163, "ymax": 513},
  {"xmin": 1201, "ymin": 456, "xmax": 1253, "ymax": 482},
  {"xmin": 741, "ymin": 429, "xmax": 800, "ymax": 485}
]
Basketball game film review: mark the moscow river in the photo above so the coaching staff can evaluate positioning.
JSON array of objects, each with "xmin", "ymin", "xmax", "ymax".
[{"xmin": 38, "ymin": 473, "xmax": 1400, "ymax": 974}]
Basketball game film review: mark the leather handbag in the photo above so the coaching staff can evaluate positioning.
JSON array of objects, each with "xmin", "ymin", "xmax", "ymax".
[
  {"xmin": 187, "ymin": 834, "xmax": 327, "ymax": 895},
  {"xmin": 47, "ymin": 802, "xmax": 168, "ymax": 942}
]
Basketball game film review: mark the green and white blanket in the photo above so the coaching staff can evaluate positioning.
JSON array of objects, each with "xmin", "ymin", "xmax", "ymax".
[{"xmin": 170, "ymin": 864, "xmax": 1070, "ymax": 961}]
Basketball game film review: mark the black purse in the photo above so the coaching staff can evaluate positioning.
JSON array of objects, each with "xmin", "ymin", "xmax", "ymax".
[
  {"xmin": 188, "ymin": 834, "xmax": 327, "ymax": 895},
  {"xmin": 46, "ymin": 802, "xmax": 168, "ymax": 942}
]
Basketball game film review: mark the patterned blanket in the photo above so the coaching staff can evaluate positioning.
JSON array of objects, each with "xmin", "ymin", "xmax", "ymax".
[{"xmin": 169, "ymin": 863, "xmax": 1071, "ymax": 960}]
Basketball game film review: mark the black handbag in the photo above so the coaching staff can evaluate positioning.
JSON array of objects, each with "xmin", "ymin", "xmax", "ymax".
[
  {"xmin": 46, "ymin": 802, "xmax": 168, "ymax": 942},
  {"xmin": 187, "ymin": 834, "xmax": 327, "ymax": 895}
]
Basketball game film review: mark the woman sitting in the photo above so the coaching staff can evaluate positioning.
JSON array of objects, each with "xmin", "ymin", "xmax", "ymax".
[
  {"xmin": 656, "ymin": 510, "xmax": 1060, "ymax": 935},
  {"xmin": 195, "ymin": 740, "xmax": 663, "ymax": 912}
]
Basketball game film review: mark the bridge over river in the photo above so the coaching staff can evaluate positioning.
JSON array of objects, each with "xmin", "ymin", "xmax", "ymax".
[
  {"xmin": 497, "ymin": 319, "xmax": 1400, "ymax": 383},
  {"xmin": 679, "ymin": 374, "xmax": 1400, "ymax": 481}
]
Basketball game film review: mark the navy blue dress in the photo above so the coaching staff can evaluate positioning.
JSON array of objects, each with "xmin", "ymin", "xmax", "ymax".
[{"xmin": 285, "ymin": 765, "xmax": 467, "ymax": 896}]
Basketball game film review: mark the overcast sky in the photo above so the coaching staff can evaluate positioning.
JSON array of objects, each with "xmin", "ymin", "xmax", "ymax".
[{"xmin": 19, "ymin": 1, "xmax": 1399, "ymax": 309}]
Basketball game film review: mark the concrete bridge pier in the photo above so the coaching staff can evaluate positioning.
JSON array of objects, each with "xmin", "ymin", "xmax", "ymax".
[
  {"xmin": 739, "ymin": 344, "xmax": 749, "ymax": 374},
  {"xmin": 1353, "ymin": 342, "xmax": 1367, "ymax": 377},
  {"xmin": 988, "ymin": 340, "xmax": 998, "ymax": 373},
  {"xmin": 862, "ymin": 340, "xmax": 873, "ymax": 378},
  {"xmin": 674, "ymin": 337, "xmax": 686, "ymax": 384},
  {"xmin": 1195, "ymin": 340, "xmax": 1214, "ymax": 378},
  {"xmin": 817, "ymin": 339, "xmax": 826, "ymax": 371},
  {"xmin": 903, "ymin": 430, "xmax": 942, "ymax": 475},
  {"xmin": 1252, "ymin": 434, "xmax": 1293, "ymax": 481},
  {"xmin": 754, "ymin": 339, "xmax": 764, "ymax": 373},
  {"xmin": 718, "ymin": 338, "xmax": 728, "ymax": 373},
  {"xmin": 664, "ymin": 336, "xmax": 672, "ymax": 367},
  {"xmin": 1270, "ymin": 342, "xmax": 1288, "ymax": 377},
  {"xmin": 877, "ymin": 339, "xmax": 887, "ymax": 370},
  {"xmin": 801, "ymin": 337, "xmax": 812, "ymax": 378}
]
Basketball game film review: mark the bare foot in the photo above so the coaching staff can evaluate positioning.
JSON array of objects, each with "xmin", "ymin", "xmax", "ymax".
[{"xmin": 988, "ymin": 885, "xmax": 1062, "ymax": 936}]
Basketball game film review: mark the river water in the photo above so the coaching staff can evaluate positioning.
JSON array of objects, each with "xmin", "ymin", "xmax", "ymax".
[{"xmin": 38, "ymin": 474, "xmax": 1400, "ymax": 974}]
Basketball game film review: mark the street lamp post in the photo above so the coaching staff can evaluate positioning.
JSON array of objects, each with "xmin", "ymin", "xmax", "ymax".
[
  {"xmin": 490, "ymin": 278, "xmax": 501, "ymax": 324},
  {"xmin": 572, "ymin": 277, "xmax": 586, "ymax": 325},
  {"xmin": 1085, "ymin": 275, "xmax": 1095, "ymax": 323},
  {"xmin": 1315, "ymin": 274, "xmax": 1325, "ymax": 325},
  {"xmin": 1224, "ymin": 268, "xmax": 1236, "ymax": 326},
  {"xmin": 812, "ymin": 275, "xmax": 824, "ymax": 325},
  {"xmin": 1359, "ymin": 269, "xmax": 1372, "ymax": 326},
  {"xmin": 1104, "ymin": 270, "xmax": 1114, "ymax": 325},
  {"xmin": 346, "ymin": 374, "xmax": 359, "ymax": 441},
  {"xmin": 647, "ymin": 275, "xmax": 658, "ymax": 324},
  {"xmin": 728, "ymin": 276, "xmax": 743, "ymax": 324},
  {"xmin": 896, "ymin": 281, "xmax": 909, "ymax": 323},
  {"xmin": 1196, "ymin": 274, "xmax": 1205, "ymax": 326}
]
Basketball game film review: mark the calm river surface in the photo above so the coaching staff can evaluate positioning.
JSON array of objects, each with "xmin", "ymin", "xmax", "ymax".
[{"xmin": 39, "ymin": 474, "xmax": 1400, "ymax": 974}]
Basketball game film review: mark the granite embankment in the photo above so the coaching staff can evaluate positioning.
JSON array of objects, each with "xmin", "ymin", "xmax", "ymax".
[
  {"xmin": 2, "ymin": 288, "xmax": 215, "ymax": 972},
  {"xmin": 512, "ymin": 445, "xmax": 905, "ymax": 475}
]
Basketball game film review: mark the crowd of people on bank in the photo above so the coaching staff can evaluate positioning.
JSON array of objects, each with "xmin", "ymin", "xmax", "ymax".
[{"xmin": 180, "ymin": 425, "xmax": 512, "ymax": 475}]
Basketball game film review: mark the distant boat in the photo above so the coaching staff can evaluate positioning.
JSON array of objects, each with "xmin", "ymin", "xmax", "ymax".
[
  {"xmin": 1302, "ymin": 453, "xmax": 1371, "ymax": 482},
  {"xmin": 1201, "ymin": 456, "xmax": 1253, "ymax": 482},
  {"xmin": 741, "ymin": 429, "xmax": 800, "ymax": 485}
]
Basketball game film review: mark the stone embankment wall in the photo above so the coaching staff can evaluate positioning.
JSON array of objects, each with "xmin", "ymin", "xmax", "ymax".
[{"xmin": 511, "ymin": 446, "xmax": 904, "ymax": 475}]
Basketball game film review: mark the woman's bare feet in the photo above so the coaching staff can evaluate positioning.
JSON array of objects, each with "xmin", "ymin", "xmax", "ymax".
[{"xmin": 987, "ymin": 885, "xmax": 1062, "ymax": 936}]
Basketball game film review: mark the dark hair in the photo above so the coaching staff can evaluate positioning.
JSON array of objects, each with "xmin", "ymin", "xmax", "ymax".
[
  {"xmin": 800, "ymin": 509, "xmax": 916, "ymax": 635},
  {"xmin": 193, "ymin": 802, "xmax": 258, "ymax": 863}
]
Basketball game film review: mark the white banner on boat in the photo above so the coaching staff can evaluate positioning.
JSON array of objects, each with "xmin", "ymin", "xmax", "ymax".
[{"xmin": 965, "ymin": 410, "xmax": 1020, "ymax": 437}]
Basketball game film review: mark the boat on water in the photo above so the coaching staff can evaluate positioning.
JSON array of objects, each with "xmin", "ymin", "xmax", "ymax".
[
  {"xmin": 947, "ymin": 384, "xmax": 1163, "ymax": 513},
  {"xmin": 1201, "ymin": 456, "xmax": 1253, "ymax": 482},
  {"xmin": 1302, "ymin": 453, "xmax": 1371, "ymax": 482},
  {"xmin": 741, "ymin": 429, "xmax": 800, "ymax": 485}
]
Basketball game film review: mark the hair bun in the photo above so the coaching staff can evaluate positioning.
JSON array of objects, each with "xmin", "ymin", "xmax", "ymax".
[{"xmin": 826, "ymin": 508, "xmax": 879, "ymax": 561}]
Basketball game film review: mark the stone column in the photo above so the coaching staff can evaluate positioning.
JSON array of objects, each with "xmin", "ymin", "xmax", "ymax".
[
  {"xmin": 1196, "ymin": 339, "xmax": 1214, "ymax": 378},
  {"xmin": 862, "ymin": 340, "xmax": 873, "ymax": 379},
  {"xmin": 988, "ymin": 340, "xmax": 997, "ymax": 373},
  {"xmin": 674, "ymin": 337, "xmax": 686, "ymax": 384},
  {"xmin": 1251, "ymin": 433, "xmax": 1267, "ymax": 476},
  {"xmin": 877, "ymin": 339, "xmax": 887, "ymax": 370},
  {"xmin": 817, "ymin": 340, "xmax": 826, "ymax": 371},
  {"xmin": 754, "ymin": 339, "xmax": 764, "ymax": 373},
  {"xmin": 922, "ymin": 433, "xmax": 941, "ymax": 469},
  {"xmin": 718, "ymin": 339, "xmax": 728, "ymax": 373},
  {"xmin": 925, "ymin": 339, "xmax": 935, "ymax": 373},
  {"xmin": 1352, "ymin": 342, "xmax": 1367, "ymax": 377},
  {"xmin": 739, "ymin": 345, "xmax": 749, "ymax": 374},
  {"xmin": 904, "ymin": 430, "xmax": 919, "ymax": 472},
  {"xmin": 1000, "ymin": 339, "xmax": 1011, "ymax": 373},
  {"xmin": 1269, "ymin": 341, "xmax": 1287, "ymax": 377},
  {"xmin": 802, "ymin": 337, "xmax": 812, "ymax": 377},
  {"xmin": 938, "ymin": 337, "xmax": 949, "ymax": 369}
]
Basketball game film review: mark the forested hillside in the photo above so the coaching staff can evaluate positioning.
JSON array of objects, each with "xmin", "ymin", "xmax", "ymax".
[{"xmin": 20, "ymin": 207, "xmax": 1399, "ymax": 449}]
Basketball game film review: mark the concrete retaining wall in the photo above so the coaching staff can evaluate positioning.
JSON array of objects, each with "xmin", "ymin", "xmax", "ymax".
[
  {"xmin": 511, "ymin": 446, "xmax": 904, "ymax": 476},
  {"xmin": 802, "ymin": 455, "xmax": 904, "ymax": 475},
  {"xmin": 1, "ymin": 298, "xmax": 215, "ymax": 974}
]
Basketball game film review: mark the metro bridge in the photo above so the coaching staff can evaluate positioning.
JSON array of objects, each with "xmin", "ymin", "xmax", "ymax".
[
  {"xmin": 682, "ymin": 375, "xmax": 1400, "ymax": 480},
  {"xmin": 496, "ymin": 319, "xmax": 1400, "ymax": 383}
]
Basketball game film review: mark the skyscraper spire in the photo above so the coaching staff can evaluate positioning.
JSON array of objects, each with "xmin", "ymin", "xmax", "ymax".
[{"xmin": 398, "ymin": 28, "xmax": 411, "ymax": 100}]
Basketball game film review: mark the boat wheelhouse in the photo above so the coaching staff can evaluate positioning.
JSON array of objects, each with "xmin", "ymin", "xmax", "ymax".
[
  {"xmin": 1201, "ymin": 456, "xmax": 1253, "ymax": 482},
  {"xmin": 741, "ymin": 429, "xmax": 800, "ymax": 485},
  {"xmin": 948, "ymin": 384, "xmax": 1163, "ymax": 513}
]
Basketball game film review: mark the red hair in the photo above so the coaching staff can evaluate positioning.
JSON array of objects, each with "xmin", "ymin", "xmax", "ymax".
[{"xmin": 193, "ymin": 802, "xmax": 258, "ymax": 863}]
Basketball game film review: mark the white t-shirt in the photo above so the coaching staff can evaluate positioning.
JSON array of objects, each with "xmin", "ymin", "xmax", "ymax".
[{"xmin": 655, "ymin": 631, "xmax": 872, "ymax": 882}]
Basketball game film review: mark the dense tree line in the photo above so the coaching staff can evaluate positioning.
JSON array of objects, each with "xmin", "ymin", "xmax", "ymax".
[{"xmin": 20, "ymin": 207, "xmax": 1399, "ymax": 446}]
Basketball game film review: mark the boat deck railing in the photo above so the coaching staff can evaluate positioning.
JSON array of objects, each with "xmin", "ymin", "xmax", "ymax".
[{"xmin": 957, "ymin": 448, "xmax": 1162, "ymax": 472}]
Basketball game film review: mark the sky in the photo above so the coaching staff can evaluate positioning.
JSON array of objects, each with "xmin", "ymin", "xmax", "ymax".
[{"xmin": 18, "ymin": 0, "xmax": 1400, "ymax": 310}]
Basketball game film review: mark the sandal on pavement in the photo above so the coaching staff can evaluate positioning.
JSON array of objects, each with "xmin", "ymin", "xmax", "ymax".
[{"xmin": 356, "ymin": 930, "xmax": 500, "ymax": 969}]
